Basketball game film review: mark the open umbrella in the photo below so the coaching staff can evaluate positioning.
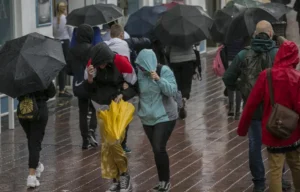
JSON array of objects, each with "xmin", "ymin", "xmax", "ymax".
[
  {"xmin": 125, "ymin": 5, "xmax": 167, "ymax": 38},
  {"xmin": 66, "ymin": 3, "xmax": 123, "ymax": 27},
  {"xmin": 210, "ymin": 2, "xmax": 246, "ymax": 43},
  {"xmin": 0, "ymin": 33, "xmax": 65, "ymax": 98},
  {"xmin": 154, "ymin": 4, "xmax": 213, "ymax": 48},
  {"xmin": 97, "ymin": 100, "xmax": 135, "ymax": 179},
  {"xmin": 224, "ymin": 2, "xmax": 292, "ymax": 43}
]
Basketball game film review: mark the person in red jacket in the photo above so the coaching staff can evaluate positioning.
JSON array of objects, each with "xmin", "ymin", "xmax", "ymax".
[{"xmin": 237, "ymin": 39, "xmax": 300, "ymax": 192}]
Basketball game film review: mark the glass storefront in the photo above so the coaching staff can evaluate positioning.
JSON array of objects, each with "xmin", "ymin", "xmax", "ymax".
[{"xmin": 0, "ymin": 0, "xmax": 13, "ymax": 46}]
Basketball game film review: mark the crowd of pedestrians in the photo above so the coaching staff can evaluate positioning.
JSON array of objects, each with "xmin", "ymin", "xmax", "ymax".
[{"xmin": 10, "ymin": 1, "xmax": 300, "ymax": 192}]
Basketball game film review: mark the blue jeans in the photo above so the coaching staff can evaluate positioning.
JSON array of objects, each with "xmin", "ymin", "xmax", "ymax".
[
  {"xmin": 248, "ymin": 120, "xmax": 287, "ymax": 190},
  {"xmin": 248, "ymin": 120, "xmax": 266, "ymax": 190}
]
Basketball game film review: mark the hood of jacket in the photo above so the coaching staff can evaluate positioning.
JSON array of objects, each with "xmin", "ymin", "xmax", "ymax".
[
  {"xmin": 91, "ymin": 42, "xmax": 115, "ymax": 66},
  {"xmin": 76, "ymin": 24, "xmax": 94, "ymax": 44},
  {"xmin": 273, "ymin": 40, "xmax": 299, "ymax": 69},
  {"xmin": 135, "ymin": 49, "xmax": 157, "ymax": 72},
  {"xmin": 250, "ymin": 36, "xmax": 276, "ymax": 53}
]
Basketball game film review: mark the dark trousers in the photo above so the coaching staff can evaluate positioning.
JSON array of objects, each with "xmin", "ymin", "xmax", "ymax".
[
  {"xmin": 143, "ymin": 120, "xmax": 176, "ymax": 182},
  {"xmin": 58, "ymin": 39, "xmax": 70, "ymax": 91},
  {"xmin": 19, "ymin": 102, "xmax": 48, "ymax": 169},
  {"xmin": 228, "ymin": 90, "xmax": 242, "ymax": 112},
  {"xmin": 170, "ymin": 61, "xmax": 195, "ymax": 99},
  {"xmin": 78, "ymin": 98, "xmax": 97, "ymax": 140},
  {"xmin": 121, "ymin": 126, "xmax": 129, "ymax": 148}
]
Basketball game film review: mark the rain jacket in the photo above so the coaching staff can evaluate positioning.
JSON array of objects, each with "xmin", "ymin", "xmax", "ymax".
[
  {"xmin": 84, "ymin": 42, "xmax": 137, "ymax": 105},
  {"xmin": 66, "ymin": 24, "xmax": 94, "ymax": 98},
  {"xmin": 223, "ymin": 37, "xmax": 278, "ymax": 120},
  {"xmin": 135, "ymin": 49, "xmax": 178, "ymax": 126},
  {"xmin": 237, "ymin": 40, "xmax": 300, "ymax": 150}
]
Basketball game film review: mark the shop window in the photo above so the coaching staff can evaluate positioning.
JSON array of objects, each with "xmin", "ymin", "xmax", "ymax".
[{"xmin": 0, "ymin": 0, "xmax": 13, "ymax": 45}]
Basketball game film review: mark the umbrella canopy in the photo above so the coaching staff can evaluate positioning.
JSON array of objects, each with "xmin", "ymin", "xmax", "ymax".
[
  {"xmin": 154, "ymin": 4, "xmax": 213, "ymax": 48},
  {"xmin": 210, "ymin": 2, "xmax": 246, "ymax": 43},
  {"xmin": 66, "ymin": 3, "xmax": 123, "ymax": 27},
  {"xmin": 162, "ymin": 1, "xmax": 183, "ymax": 9},
  {"xmin": 224, "ymin": 2, "xmax": 292, "ymax": 43},
  {"xmin": 0, "ymin": 33, "xmax": 66, "ymax": 98},
  {"xmin": 97, "ymin": 100, "xmax": 135, "ymax": 179},
  {"xmin": 125, "ymin": 5, "xmax": 167, "ymax": 38}
]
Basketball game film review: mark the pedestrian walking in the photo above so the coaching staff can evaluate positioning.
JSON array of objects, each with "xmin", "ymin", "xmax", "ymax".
[
  {"xmin": 53, "ymin": 1, "xmax": 73, "ymax": 98},
  {"xmin": 17, "ymin": 82, "xmax": 56, "ymax": 188},
  {"xmin": 223, "ymin": 20, "xmax": 291, "ymax": 192},
  {"xmin": 66, "ymin": 24, "xmax": 98, "ymax": 149},
  {"xmin": 238, "ymin": 38, "xmax": 300, "ymax": 192},
  {"xmin": 84, "ymin": 42, "xmax": 137, "ymax": 192},
  {"xmin": 135, "ymin": 49, "xmax": 178, "ymax": 192},
  {"xmin": 168, "ymin": 45, "xmax": 196, "ymax": 119}
]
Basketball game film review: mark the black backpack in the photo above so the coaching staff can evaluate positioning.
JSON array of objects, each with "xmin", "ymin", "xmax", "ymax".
[
  {"xmin": 237, "ymin": 47, "xmax": 277, "ymax": 101},
  {"xmin": 17, "ymin": 94, "xmax": 39, "ymax": 121}
]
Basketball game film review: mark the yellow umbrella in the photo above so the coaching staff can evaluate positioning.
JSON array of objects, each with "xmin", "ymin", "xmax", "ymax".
[{"xmin": 97, "ymin": 100, "xmax": 135, "ymax": 179}]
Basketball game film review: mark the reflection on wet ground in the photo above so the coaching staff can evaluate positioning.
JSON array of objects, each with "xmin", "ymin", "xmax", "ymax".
[{"xmin": 0, "ymin": 53, "xmax": 292, "ymax": 191}]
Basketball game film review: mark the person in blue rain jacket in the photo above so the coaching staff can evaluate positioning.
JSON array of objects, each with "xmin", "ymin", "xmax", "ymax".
[{"xmin": 135, "ymin": 49, "xmax": 178, "ymax": 192}]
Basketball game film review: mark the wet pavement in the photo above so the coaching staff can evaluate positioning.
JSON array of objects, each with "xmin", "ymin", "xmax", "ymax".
[{"xmin": 0, "ymin": 53, "xmax": 292, "ymax": 192}]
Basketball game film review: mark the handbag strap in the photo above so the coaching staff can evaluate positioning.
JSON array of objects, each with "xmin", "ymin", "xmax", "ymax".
[{"xmin": 267, "ymin": 68, "xmax": 275, "ymax": 106}]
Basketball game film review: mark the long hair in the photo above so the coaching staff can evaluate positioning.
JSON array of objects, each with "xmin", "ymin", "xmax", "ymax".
[{"xmin": 56, "ymin": 2, "xmax": 67, "ymax": 25}]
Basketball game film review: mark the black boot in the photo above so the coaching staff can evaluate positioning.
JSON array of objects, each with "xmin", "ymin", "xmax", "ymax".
[
  {"xmin": 228, "ymin": 103, "xmax": 234, "ymax": 116},
  {"xmin": 179, "ymin": 98, "xmax": 187, "ymax": 119}
]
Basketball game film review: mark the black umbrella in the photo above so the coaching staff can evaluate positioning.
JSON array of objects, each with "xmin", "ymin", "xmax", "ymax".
[
  {"xmin": 154, "ymin": 4, "xmax": 213, "ymax": 48},
  {"xmin": 224, "ymin": 2, "xmax": 292, "ymax": 43},
  {"xmin": 66, "ymin": 3, "xmax": 123, "ymax": 27},
  {"xmin": 0, "ymin": 33, "xmax": 66, "ymax": 98},
  {"xmin": 125, "ymin": 5, "xmax": 167, "ymax": 38},
  {"xmin": 210, "ymin": 2, "xmax": 246, "ymax": 43}
]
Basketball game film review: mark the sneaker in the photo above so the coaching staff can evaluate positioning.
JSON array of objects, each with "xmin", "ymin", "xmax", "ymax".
[
  {"xmin": 158, "ymin": 181, "xmax": 170, "ymax": 192},
  {"xmin": 27, "ymin": 175, "xmax": 40, "ymax": 188},
  {"xmin": 89, "ymin": 129, "xmax": 98, "ymax": 147},
  {"xmin": 179, "ymin": 98, "xmax": 187, "ymax": 119},
  {"xmin": 282, "ymin": 179, "xmax": 292, "ymax": 191},
  {"xmin": 152, "ymin": 182, "xmax": 161, "ymax": 191},
  {"xmin": 106, "ymin": 180, "xmax": 120, "ymax": 192},
  {"xmin": 82, "ymin": 139, "xmax": 91, "ymax": 150},
  {"xmin": 58, "ymin": 90, "xmax": 73, "ymax": 98},
  {"xmin": 35, "ymin": 162, "xmax": 44, "ymax": 178},
  {"xmin": 123, "ymin": 146, "xmax": 131, "ymax": 153},
  {"xmin": 120, "ymin": 173, "xmax": 132, "ymax": 192}
]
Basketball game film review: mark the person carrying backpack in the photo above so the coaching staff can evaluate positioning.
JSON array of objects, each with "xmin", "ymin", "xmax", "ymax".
[
  {"xmin": 135, "ymin": 49, "xmax": 178, "ymax": 192},
  {"xmin": 66, "ymin": 24, "xmax": 98, "ymax": 150},
  {"xmin": 223, "ymin": 20, "xmax": 291, "ymax": 192},
  {"xmin": 17, "ymin": 82, "xmax": 56, "ymax": 188},
  {"xmin": 237, "ymin": 38, "xmax": 300, "ymax": 192}
]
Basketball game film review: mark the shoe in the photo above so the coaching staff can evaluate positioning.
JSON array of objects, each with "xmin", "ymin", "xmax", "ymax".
[
  {"xmin": 120, "ymin": 173, "xmax": 132, "ymax": 192},
  {"xmin": 152, "ymin": 182, "xmax": 161, "ymax": 191},
  {"xmin": 179, "ymin": 98, "xmax": 187, "ymax": 119},
  {"xmin": 82, "ymin": 139, "xmax": 91, "ymax": 150},
  {"xmin": 224, "ymin": 88, "xmax": 228, "ymax": 96},
  {"xmin": 235, "ymin": 112, "xmax": 241, "ymax": 120},
  {"xmin": 228, "ymin": 103, "xmax": 234, "ymax": 116},
  {"xmin": 123, "ymin": 145, "xmax": 132, "ymax": 153},
  {"xmin": 35, "ymin": 162, "xmax": 44, "ymax": 178},
  {"xmin": 106, "ymin": 179, "xmax": 120, "ymax": 192},
  {"xmin": 89, "ymin": 129, "xmax": 98, "ymax": 147},
  {"xmin": 58, "ymin": 90, "xmax": 73, "ymax": 98},
  {"xmin": 158, "ymin": 181, "xmax": 171, "ymax": 192},
  {"xmin": 27, "ymin": 175, "xmax": 40, "ymax": 188},
  {"xmin": 282, "ymin": 179, "xmax": 292, "ymax": 191}
]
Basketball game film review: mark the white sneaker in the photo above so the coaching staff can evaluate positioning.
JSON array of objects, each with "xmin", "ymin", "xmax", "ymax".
[
  {"xmin": 27, "ymin": 175, "xmax": 40, "ymax": 188},
  {"xmin": 36, "ymin": 162, "xmax": 44, "ymax": 178}
]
